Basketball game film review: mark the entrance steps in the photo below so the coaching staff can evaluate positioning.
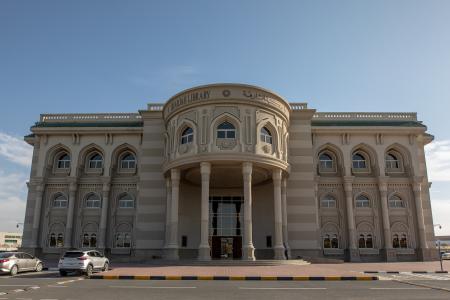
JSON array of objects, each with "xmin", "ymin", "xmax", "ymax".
[{"xmin": 117, "ymin": 259, "xmax": 310, "ymax": 266}]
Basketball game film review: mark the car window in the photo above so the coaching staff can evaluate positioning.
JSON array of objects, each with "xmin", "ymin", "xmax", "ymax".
[
  {"xmin": 22, "ymin": 253, "xmax": 34, "ymax": 259},
  {"xmin": 95, "ymin": 251, "xmax": 103, "ymax": 257},
  {"xmin": 87, "ymin": 251, "xmax": 96, "ymax": 257},
  {"xmin": 0, "ymin": 252, "xmax": 14, "ymax": 258},
  {"xmin": 14, "ymin": 253, "xmax": 24, "ymax": 259},
  {"xmin": 64, "ymin": 252, "xmax": 84, "ymax": 258}
]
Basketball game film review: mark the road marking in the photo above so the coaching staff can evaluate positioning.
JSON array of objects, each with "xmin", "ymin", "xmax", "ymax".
[
  {"xmin": 11, "ymin": 289, "xmax": 25, "ymax": 293},
  {"xmin": 56, "ymin": 278, "xmax": 84, "ymax": 285},
  {"xmin": 48, "ymin": 285, "xmax": 67, "ymax": 287},
  {"xmin": 109, "ymin": 286, "xmax": 197, "ymax": 289},
  {"xmin": 239, "ymin": 287, "xmax": 327, "ymax": 290},
  {"xmin": 370, "ymin": 287, "xmax": 431, "ymax": 290},
  {"xmin": 0, "ymin": 285, "xmax": 34, "ymax": 287}
]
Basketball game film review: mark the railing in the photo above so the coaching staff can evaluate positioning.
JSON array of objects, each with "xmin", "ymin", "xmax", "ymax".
[
  {"xmin": 40, "ymin": 113, "xmax": 142, "ymax": 123},
  {"xmin": 290, "ymin": 103, "xmax": 308, "ymax": 110},
  {"xmin": 312, "ymin": 112, "xmax": 417, "ymax": 121},
  {"xmin": 147, "ymin": 103, "xmax": 164, "ymax": 111}
]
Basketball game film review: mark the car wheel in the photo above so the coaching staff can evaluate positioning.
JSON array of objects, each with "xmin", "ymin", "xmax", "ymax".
[
  {"xmin": 85, "ymin": 264, "xmax": 93, "ymax": 277},
  {"xmin": 59, "ymin": 270, "xmax": 67, "ymax": 277},
  {"xmin": 10, "ymin": 265, "xmax": 18, "ymax": 276},
  {"xmin": 102, "ymin": 262, "xmax": 109, "ymax": 272},
  {"xmin": 35, "ymin": 263, "xmax": 43, "ymax": 272}
]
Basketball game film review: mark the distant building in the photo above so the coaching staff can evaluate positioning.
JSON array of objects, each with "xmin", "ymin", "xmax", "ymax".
[
  {"xmin": 21, "ymin": 83, "xmax": 438, "ymax": 262},
  {"xmin": 0, "ymin": 232, "xmax": 22, "ymax": 251},
  {"xmin": 436, "ymin": 236, "xmax": 450, "ymax": 250}
]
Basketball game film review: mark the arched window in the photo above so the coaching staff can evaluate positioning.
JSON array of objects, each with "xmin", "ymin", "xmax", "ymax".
[
  {"xmin": 88, "ymin": 153, "xmax": 103, "ymax": 169},
  {"xmin": 331, "ymin": 234, "xmax": 339, "ymax": 248},
  {"xmin": 90, "ymin": 234, "xmax": 97, "ymax": 248},
  {"xmin": 358, "ymin": 234, "xmax": 366, "ymax": 248},
  {"xmin": 181, "ymin": 127, "xmax": 194, "ymax": 144},
  {"xmin": 356, "ymin": 195, "xmax": 370, "ymax": 208},
  {"xmin": 393, "ymin": 234, "xmax": 400, "ymax": 248},
  {"xmin": 366, "ymin": 234, "xmax": 373, "ymax": 248},
  {"xmin": 217, "ymin": 122, "xmax": 236, "ymax": 139},
  {"xmin": 86, "ymin": 194, "xmax": 101, "ymax": 208},
  {"xmin": 321, "ymin": 195, "xmax": 336, "ymax": 208},
  {"xmin": 82, "ymin": 234, "xmax": 90, "ymax": 247},
  {"xmin": 124, "ymin": 233, "xmax": 131, "ymax": 248},
  {"xmin": 56, "ymin": 233, "xmax": 64, "ymax": 247},
  {"xmin": 400, "ymin": 234, "xmax": 407, "ymax": 248},
  {"xmin": 385, "ymin": 153, "xmax": 400, "ymax": 170},
  {"xmin": 53, "ymin": 194, "xmax": 68, "ymax": 208},
  {"xmin": 319, "ymin": 153, "xmax": 334, "ymax": 170},
  {"xmin": 389, "ymin": 195, "xmax": 405, "ymax": 208},
  {"xmin": 352, "ymin": 153, "xmax": 367, "ymax": 169},
  {"xmin": 57, "ymin": 153, "xmax": 71, "ymax": 169},
  {"xmin": 323, "ymin": 234, "xmax": 331, "ymax": 248},
  {"xmin": 49, "ymin": 233, "xmax": 56, "ymax": 247},
  {"xmin": 120, "ymin": 153, "xmax": 136, "ymax": 169},
  {"xmin": 115, "ymin": 233, "xmax": 132, "ymax": 248},
  {"xmin": 118, "ymin": 193, "xmax": 134, "ymax": 208},
  {"xmin": 260, "ymin": 127, "xmax": 272, "ymax": 144}
]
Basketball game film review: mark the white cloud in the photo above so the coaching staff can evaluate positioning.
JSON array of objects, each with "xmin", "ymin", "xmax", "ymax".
[
  {"xmin": 431, "ymin": 198, "xmax": 450, "ymax": 236},
  {"xmin": 0, "ymin": 171, "xmax": 28, "ymax": 232},
  {"xmin": 0, "ymin": 132, "xmax": 33, "ymax": 167}
]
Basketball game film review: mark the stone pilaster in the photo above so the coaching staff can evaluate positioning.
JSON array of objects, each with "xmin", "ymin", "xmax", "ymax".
[
  {"xmin": 198, "ymin": 162, "xmax": 211, "ymax": 260},
  {"xmin": 64, "ymin": 179, "xmax": 77, "ymax": 249},
  {"xmin": 378, "ymin": 176, "xmax": 396, "ymax": 261},
  {"xmin": 242, "ymin": 162, "xmax": 255, "ymax": 261},
  {"xmin": 165, "ymin": 168, "xmax": 180, "ymax": 260},
  {"xmin": 281, "ymin": 178, "xmax": 291, "ymax": 258},
  {"xmin": 98, "ymin": 178, "xmax": 111, "ymax": 249},
  {"xmin": 30, "ymin": 181, "xmax": 45, "ymax": 248},
  {"xmin": 412, "ymin": 176, "xmax": 428, "ymax": 260},
  {"xmin": 343, "ymin": 176, "xmax": 360, "ymax": 262},
  {"xmin": 272, "ymin": 169, "xmax": 286, "ymax": 260}
]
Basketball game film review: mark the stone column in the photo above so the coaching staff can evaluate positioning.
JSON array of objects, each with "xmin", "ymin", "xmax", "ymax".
[
  {"xmin": 98, "ymin": 180, "xmax": 111, "ymax": 249},
  {"xmin": 242, "ymin": 162, "xmax": 255, "ymax": 260},
  {"xmin": 164, "ymin": 176, "xmax": 172, "ymax": 249},
  {"xmin": 412, "ymin": 177, "xmax": 428, "ymax": 252},
  {"xmin": 272, "ymin": 169, "xmax": 286, "ymax": 260},
  {"xmin": 31, "ymin": 183, "xmax": 45, "ymax": 248},
  {"xmin": 64, "ymin": 180, "xmax": 77, "ymax": 248},
  {"xmin": 343, "ymin": 176, "xmax": 360, "ymax": 261},
  {"xmin": 198, "ymin": 162, "xmax": 211, "ymax": 260},
  {"xmin": 281, "ymin": 178, "xmax": 291, "ymax": 258},
  {"xmin": 378, "ymin": 177, "xmax": 396, "ymax": 261},
  {"xmin": 166, "ymin": 168, "xmax": 180, "ymax": 260}
]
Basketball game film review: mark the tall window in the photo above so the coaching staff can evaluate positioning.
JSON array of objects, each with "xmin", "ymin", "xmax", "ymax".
[
  {"xmin": 217, "ymin": 122, "xmax": 236, "ymax": 139},
  {"xmin": 319, "ymin": 153, "xmax": 334, "ymax": 170},
  {"xmin": 82, "ymin": 233, "xmax": 97, "ymax": 248},
  {"xmin": 321, "ymin": 195, "xmax": 336, "ymax": 208},
  {"xmin": 115, "ymin": 233, "xmax": 132, "ymax": 248},
  {"xmin": 49, "ymin": 233, "xmax": 56, "ymax": 247},
  {"xmin": 118, "ymin": 193, "xmax": 134, "ymax": 208},
  {"xmin": 385, "ymin": 153, "xmax": 400, "ymax": 169},
  {"xmin": 356, "ymin": 195, "xmax": 370, "ymax": 208},
  {"xmin": 260, "ymin": 127, "xmax": 272, "ymax": 144},
  {"xmin": 49, "ymin": 232, "xmax": 64, "ymax": 248},
  {"xmin": 389, "ymin": 195, "xmax": 405, "ymax": 208},
  {"xmin": 352, "ymin": 153, "xmax": 367, "ymax": 169},
  {"xmin": 181, "ymin": 127, "xmax": 194, "ymax": 144},
  {"xmin": 86, "ymin": 194, "xmax": 101, "ymax": 208},
  {"xmin": 53, "ymin": 194, "xmax": 68, "ymax": 208},
  {"xmin": 88, "ymin": 153, "xmax": 103, "ymax": 169},
  {"xmin": 120, "ymin": 153, "xmax": 136, "ymax": 169},
  {"xmin": 358, "ymin": 234, "xmax": 374, "ymax": 248},
  {"xmin": 57, "ymin": 153, "xmax": 71, "ymax": 169},
  {"xmin": 393, "ymin": 234, "xmax": 408, "ymax": 248},
  {"xmin": 393, "ymin": 234, "xmax": 400, "ymax": 248},
  {"xmin": 323, "ymin": 234, "xmax": 339, "ymax": 249}
]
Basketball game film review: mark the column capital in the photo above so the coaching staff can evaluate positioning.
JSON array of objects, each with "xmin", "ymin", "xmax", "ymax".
[
  {"xmin": 411, "ymin": 176, "xmax": 424, "ymax": 192},
  {"xmin": 200, "ymin": 162, "xmax": 211, "ymax": 175},
  {"xmin": 343, "ymin": 176, "xmax": 354, "ymax": 192},
  {"xmin": 242, "ymin": 162, "xmax": 253, "ymax": 175},
  {"xmin": 272, "ymin": 169, "xmax": 282, "ymax": 181},
  {"xmin": 378, "ymin": 176, "xmax": 389, "ymax": 193},
  {"xmin": 171, "ymin": 168, "xmax": 180, "ymax": 181}
]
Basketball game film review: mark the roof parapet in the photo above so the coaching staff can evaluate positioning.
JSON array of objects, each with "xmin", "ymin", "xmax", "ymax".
[{"xmin": 312, "ymin": 112, "xmax": 418, "ymax": 121}]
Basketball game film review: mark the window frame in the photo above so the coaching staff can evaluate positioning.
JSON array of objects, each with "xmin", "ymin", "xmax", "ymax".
[
  {"xmin": 85, "ymin": 193, "xmax": 102, "ymax": 209},
  {"xmin": 118, "ymin": 152, "xmax": 137, "ymax": 173},
  {"xmin": 260, "ymin": 127, "xmax": 273, "ymax": 144},
  {"xmin": 216, "ymin": 121, "xmax": 236, "ymax": 139},
  {"xmin": 52, "ymin": 193, "xmax": 68, "ymax": 208},
  {"xmin": 86, "ymin": 152, "xmax": 103, "ymax": 172},
  {"xmin": 118, "ymin": 193, "xmax": 135, "ymax": 209},
  {"xmin": 385, "ymin": 151, "xmax": 404, "ymax": 173},
  {"xmin": 352, "ymin": 152, "xmax": 370, "ymax": 173},
  {"xmin": 355, "ymin": 194, "xmax": 371, "ymax": 208},
  {"xmin": 318, "ymin": 152, "xmax": 336, "ymax": 173},
  {"xmin": 388, "ymin": 195, "xmax": 405, "ymax": 208},
  {"xmin": 180, "ymin": 127, "xmax": 194, "ymax": 145},
  {"xmin": 320, "ymin": 194, "xmax": 337, "ymax": 208}
]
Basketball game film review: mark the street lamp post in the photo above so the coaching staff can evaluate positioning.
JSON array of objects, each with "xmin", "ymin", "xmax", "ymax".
[{"xmin": 434, "ymin": 224, "xmax": 444, "ymax": 272}]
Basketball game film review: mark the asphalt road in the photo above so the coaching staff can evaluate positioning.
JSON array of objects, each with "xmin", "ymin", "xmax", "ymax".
[{"xmin": 0, "ymin": 271, "xmax": 450, "ymax": 300}]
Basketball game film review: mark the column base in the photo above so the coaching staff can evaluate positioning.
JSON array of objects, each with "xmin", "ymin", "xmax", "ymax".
[
  {"xmin": 274, "ymin": 245, "xmax": 286, "ymax": 260},
  {"xmin": 348, "ymin": 248, "xmax": 360, "ymax": 262},
  {"xmin": 418, "ymin": 248, "xmax": 439, "ymax": 261},
  {"xmin": 164, "ymin": 246, "xmax": 179, "ymax": 260},
  {"xmin": 197, "ymin": 245, "xmax": 211, "ymax": 261},
  {"xmin": 242, "ymin": 244, "xmax": 256, "ymax": 261},
  {"xmin": 382, "ymin": 248, "xmax": 397, "ymax": 262}
]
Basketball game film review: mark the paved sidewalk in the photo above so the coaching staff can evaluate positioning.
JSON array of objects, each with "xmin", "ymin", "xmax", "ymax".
[{"xmin": 100, "ymin": 261, "xmax": 450, "ymax": 277}]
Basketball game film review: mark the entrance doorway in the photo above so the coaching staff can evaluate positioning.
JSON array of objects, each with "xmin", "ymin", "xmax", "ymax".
[
  {"xmin": 211, "ymin": 236, "xmax": 242, "ymax": 259},
  {"xmin": 209, "ymin": 196, "xmax": 243, "ymax": 259}
]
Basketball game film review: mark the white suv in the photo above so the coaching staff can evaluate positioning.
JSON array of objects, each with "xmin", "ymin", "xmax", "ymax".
[{"xmin": 58, "ymin": 250, "xmax": 109, "ymax": 276}]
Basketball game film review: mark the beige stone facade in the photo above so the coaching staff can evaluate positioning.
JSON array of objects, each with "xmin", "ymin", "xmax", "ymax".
[{"xmin": 21, "ymin": 83, "xmax": 438, "ymax": 261}]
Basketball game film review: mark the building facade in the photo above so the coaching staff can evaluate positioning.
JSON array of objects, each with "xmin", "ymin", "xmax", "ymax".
[{"xmin": 21, "ymin": 83, "xmax": 437, "ymax": 262}]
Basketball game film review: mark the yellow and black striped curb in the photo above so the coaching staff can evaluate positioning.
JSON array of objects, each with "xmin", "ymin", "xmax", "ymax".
[
  {"xmin": 365, "ymin": 271, "xmax": 448, "ymax": 274},
  {"xmin": 89, "ymin": 275, "xmax": 378, "ymax": 281}
]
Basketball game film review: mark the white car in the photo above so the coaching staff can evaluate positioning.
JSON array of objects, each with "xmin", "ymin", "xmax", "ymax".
[
  {"xmin": 58, "ymin": 250, "xmax": 109, "ymax": 276},
  {"xmin": 442, "ymin": 252, "xmax": 450, "ymax": 260}
]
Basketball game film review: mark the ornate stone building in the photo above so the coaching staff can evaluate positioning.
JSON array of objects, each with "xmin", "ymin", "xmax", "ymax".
[{"xmin": 21, "ymin": 83, "xmax": 437, "ymax": 261}]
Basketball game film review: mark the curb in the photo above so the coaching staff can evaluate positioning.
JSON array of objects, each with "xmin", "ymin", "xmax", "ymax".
[
  {"xmin": 364, "ymin": 271, "xmax": 448, "ymax": 274},
  {"xmin": 89, "ymin": 275, "xmax": 378, "ymax": 281}
]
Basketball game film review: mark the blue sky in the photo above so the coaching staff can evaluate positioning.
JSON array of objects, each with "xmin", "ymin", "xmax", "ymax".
[{"xmin": 1, "ymin": 0, "xmax": 450, "ymax": 235}]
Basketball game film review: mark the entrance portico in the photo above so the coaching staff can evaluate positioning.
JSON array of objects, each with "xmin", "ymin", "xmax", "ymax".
[{"xmin": 164, "ymin": 161, "xmax": 288, "ymax": 260}]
